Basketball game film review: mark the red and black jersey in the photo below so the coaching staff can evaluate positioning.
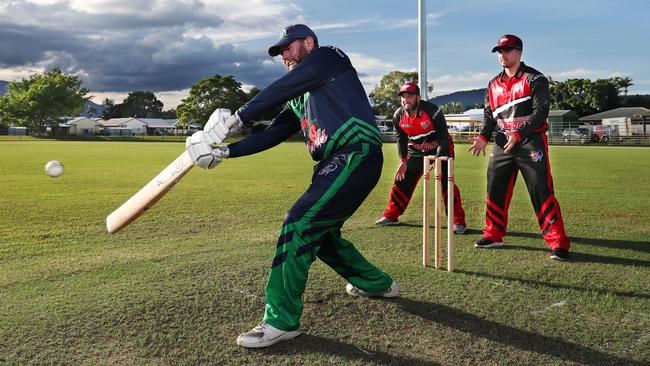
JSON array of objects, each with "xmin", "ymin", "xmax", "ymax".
[
  {"xmin": 392, "ymin": 100, "xmax": 450, "ymax": 159},
  {"xmin": 480, "ymin": 62, "xmax": 550, "ymax": 143}
]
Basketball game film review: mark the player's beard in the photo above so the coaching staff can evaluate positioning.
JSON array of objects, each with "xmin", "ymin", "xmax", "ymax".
[
  {"xmin": 284, "ymin": 42, "xmax": 310, "ymax": 70},
  {"xmin": 404, "ymin": 100, "xmax": 419, "ymax": 113}
]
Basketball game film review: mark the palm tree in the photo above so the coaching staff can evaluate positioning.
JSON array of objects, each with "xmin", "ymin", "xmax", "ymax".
[{"xmin": 612, "ymin": 77, "xmax": 634, "ymax": 96}]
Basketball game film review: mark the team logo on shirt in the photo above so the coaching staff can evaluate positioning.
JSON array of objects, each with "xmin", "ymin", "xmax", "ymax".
[
  {"xmin": 301, "ymin": 116, "xmax": 328, "ymax": 154},
  {"xmin": 530, "ymin": 150, "xmax": 544, "ymax": 162},
  {"xmin": 512, "ymin": 82, "xmax": 524, "ymax": 95},
  {"xmin": 420, "ymin": 120, "xmax": 430, "ymax": 129}
]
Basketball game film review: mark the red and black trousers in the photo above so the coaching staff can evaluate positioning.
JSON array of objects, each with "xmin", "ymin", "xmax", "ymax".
[
  {"xmin": 483, "ymin": 133, "xmax": 570, "ymax": 250},
  {"xmin": 383, "ymin": 150, "xmax": 466, "ymax": 226}
]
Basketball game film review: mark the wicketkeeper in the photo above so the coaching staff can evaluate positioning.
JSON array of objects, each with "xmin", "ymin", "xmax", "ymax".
[
  {"xmin": 185, "ymin": 24, "xmax": 399, "ymax": 348},
  {"xmin": 376, "ymin": 81, "xmax": 467, "ymax": 234}
]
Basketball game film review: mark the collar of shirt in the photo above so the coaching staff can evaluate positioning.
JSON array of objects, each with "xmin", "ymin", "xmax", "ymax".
[{"xmin": 499, "ymin": 61, "xmax": 526, "ymax": 82}]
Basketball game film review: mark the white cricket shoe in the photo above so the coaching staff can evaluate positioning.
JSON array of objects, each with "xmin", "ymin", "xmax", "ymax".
[
  {"xmin": 375, "ymin": 217, "xmax": 399, "ymax": 226},
  {"xmin": 346, "ymin": 281, "xmax": 400, "ymax": 298},
  {"xmin": 236, "ymin": 322, "xmax": 302, "ymax": 348}
]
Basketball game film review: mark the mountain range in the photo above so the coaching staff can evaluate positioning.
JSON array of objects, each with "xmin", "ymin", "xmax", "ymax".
[{"xmin": 430, "ymin": 88, "xmax": 485, "ymax": 109}]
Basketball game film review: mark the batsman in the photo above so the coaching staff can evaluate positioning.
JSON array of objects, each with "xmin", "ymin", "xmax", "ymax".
[{"xmin": 185, "ymin": 24, "xmax": 399, "ymax": 348}]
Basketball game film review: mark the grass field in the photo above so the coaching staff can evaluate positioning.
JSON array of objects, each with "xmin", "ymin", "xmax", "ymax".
[{"xmin": 1, "ymin": 140, "xmax": 649, "ymax": 365}]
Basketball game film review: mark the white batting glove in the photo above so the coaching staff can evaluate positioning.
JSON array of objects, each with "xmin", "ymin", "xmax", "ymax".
[
  {"xmin": 186, "ymin": 131, "xmax": 230, "ymax": 169},
  {"xmin": 204, "ymin": 108, "xmax": 243, "ymax": 145}
]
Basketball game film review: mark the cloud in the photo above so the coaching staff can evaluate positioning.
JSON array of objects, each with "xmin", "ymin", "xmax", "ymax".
[
  {"xmin": 0, "ymin": 0, "xmax": 448, "ymax": 107},
  {"xmin": 0, "ymin": 0, "xmax": 300, "ymax": 96},
  {"xmin": 430, "ymin": 72, "xmax": 493, "ymax": 96}
]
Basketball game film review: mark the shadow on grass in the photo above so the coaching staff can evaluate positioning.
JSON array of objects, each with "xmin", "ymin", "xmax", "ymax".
[
  {"xmin": 496, "ymin": 233, "xmax": 650, "ymax": 267},
  {"xmin": 505, "ymin": 230, "xmax": 650, "ymax": 254},
  {"xmin": 256, "ymin": 333, "xmax": 440, "ymax": 365},
  {"xmin": 455, "ymin": 269, "xmax": 650, "ymax": 300},
  {"xmin": 392, "ymin": 297, "xmax": 645, "ymax": 366}
]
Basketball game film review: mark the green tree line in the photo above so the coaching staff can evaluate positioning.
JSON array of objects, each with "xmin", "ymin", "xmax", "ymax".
[
  {"xmin": 0, "ymin": 69, "xmax": 646, "ymax": 134},
  {"xmin": 369, "ymin": 72, "xmax": 644, "ymax": 117}
]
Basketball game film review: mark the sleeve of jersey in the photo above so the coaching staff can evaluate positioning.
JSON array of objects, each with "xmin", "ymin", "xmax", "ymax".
[
  {"xmin": 430, "ymin": 105, "xmax": 450, "ymax": 156},
  {"xmin": 236, "ymin": 47, "xmax": 353, "ymax": 122},
  {"xmin": 227, "ymin": 108, "xmax": 299, "ymax": 158},
  {"xmin": 517, "ymin": 74, "xmax": 550, "ymax": 139},
  {"xmin": 393, "ymin": 109, "xmax": 408, "ymax": 160},
  {"xmin": 479, "ymin": 83, "xmax": 496, "ymax": 142}
]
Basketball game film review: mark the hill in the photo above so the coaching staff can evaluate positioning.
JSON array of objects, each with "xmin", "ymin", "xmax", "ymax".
[
  {"xmin": 0, "ymin": 80, "xmax": 7, "ymax": 95},
  {"xmin": 430, "ymin": 88, "xmax": 485, "ymax": 109}
]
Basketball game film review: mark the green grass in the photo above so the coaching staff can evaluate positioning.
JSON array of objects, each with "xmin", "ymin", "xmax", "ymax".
[{"xmin": 1, "ymin": 140, "xmax": 649, "ymax": 365}]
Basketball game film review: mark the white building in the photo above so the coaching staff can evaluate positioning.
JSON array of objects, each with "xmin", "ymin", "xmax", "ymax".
[
  {"xmin": 98, "ymin": 118, "xmax": 147, "ymax": 135},
  {"xmin": 65, "ymin": 117, "xmax": 100, "ymax": 136},
  {"xmin": 444, "ymin": 108, "xmax": 483, "ymax": 131}
]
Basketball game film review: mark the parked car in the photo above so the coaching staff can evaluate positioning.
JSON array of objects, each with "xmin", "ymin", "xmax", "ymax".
[
  {"xmin": 592, "ymin": 125, "xmax": 618, "ymax": 143},
  {"xmin": 562, "ymin": 128, "xmax": 593, "ymax": 144}
]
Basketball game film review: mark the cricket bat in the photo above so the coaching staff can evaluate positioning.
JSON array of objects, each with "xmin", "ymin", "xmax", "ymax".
[{"xmin": 106, "ymin": 150, "xmax": 193, "ymax": 234}]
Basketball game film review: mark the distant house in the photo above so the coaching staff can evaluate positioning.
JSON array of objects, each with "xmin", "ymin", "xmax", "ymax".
[
  {"xmin": 579, "ymin": 107, "xmax": 650, "ymax": 136},
  {"xmin": 138, "ymin": 118, "xmax": 179, "ymax": 135},
  {"xmin": 444, "ymin": 108, "xmax": 483, "ymax": 131},
  {"xmin": 65, "ymin": 117, "xmax": 100, "ymax": 136},
  {"xmin": 98, "ymin": 118, "xmax": 147, "ymax": 135}
]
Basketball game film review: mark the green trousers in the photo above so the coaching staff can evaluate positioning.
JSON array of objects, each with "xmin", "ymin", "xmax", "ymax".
[{"xmin": 263, "ymin": 143, "xmax": 393, "ymax": 331}]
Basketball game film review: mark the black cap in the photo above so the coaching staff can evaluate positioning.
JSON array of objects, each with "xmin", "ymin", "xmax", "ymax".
[
  {"xmin": 491, "ymin": 34, "xmax": 523, "ymax": 53},
  {"xmin": 268, "ymin": 24, "xmax": 318, "ymax": 57}
]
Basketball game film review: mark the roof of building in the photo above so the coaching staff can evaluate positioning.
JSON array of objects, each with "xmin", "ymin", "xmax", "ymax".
[
  {"xmin": 98, "ymin": 118, "xmax": 138, "ymax": 127},
  {"xmin": 464, "ymin": 108, "xmax": 484, "ymax": 115},
  {"xmin": 138, "ymin": 118, "xmax": 179, "ymax": 128},
  {"xmin": 579, "ymin": 107, "xmax": 650, "ymax": 121},
  {"xmin": 64, "ymin": 117, "xmax": 98, "ymax": 125},
  {"xmin": 548, "ymin": 110, "xmax": 578, "ymax": 117}
]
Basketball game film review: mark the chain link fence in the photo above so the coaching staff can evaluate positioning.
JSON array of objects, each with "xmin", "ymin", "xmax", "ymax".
[{"xmin": 376, "ymin": 120, "xmax": 650, "ymax": 146}]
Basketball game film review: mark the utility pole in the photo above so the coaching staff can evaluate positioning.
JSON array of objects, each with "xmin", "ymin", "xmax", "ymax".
[{"xmin": 418, "ymin": 0, "xmax": 428, "ymax": 101}]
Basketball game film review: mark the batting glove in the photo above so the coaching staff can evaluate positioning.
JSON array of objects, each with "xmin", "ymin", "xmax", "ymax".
[
  {"xmin": 204, "ymin": 108, "xmax": 243, "ymax": 145},
  {"xmin": 186, "ymin": 131, "xmax": 230, "ymax": 169}
]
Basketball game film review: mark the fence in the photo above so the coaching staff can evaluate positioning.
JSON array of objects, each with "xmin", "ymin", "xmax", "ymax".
[
  {"xmin": 377, "ymin": 120, "xmax": 650, "ymax": 146},
  {"xmin": 2, "ymin": 121, "xmax": 650, "ymax": 146}
]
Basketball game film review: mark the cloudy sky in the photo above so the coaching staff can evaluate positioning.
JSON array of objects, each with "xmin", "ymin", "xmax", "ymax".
[{"xmin": 1, "ymin": 0, "xmax": 648, "ymax": 109}]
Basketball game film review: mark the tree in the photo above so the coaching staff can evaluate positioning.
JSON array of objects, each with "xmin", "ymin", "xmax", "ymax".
[
  {"xmin": 611, "ymin": 76, "xmax": 634, "ymax": 96},
  {"xmin": 176, "ymin": 75, "xmax": 248, "ymax": 127},
  {"xmin": 369, "ymin": 71, "xmax": 433, "ymax": 116},
  {"xmin": 549, "ymin": 78, "xmax": 621, "ymax": 116},
  {"xmin": 120, "ymin": 91, "xmax": 164, "ymax": 118},
  {"xmin": 159, "ymin": 109, "xmax": 177, "ymax": 119},
  {"xmin": 622, "ymin": 94, "xmax": 650, "ymax": 109},
  {"xmin": 590, "ymin": 79, "xmax": 620, "ymax": 112},
  {"xmin": 440, "ymin": 102, "xmax": 464, "ymax": 114},
  {"xmin": 101, "ymin": 92, "xmax": 165, "ymax": 119},
  {"xmin": 0, "ymin": 68, "xmax": 89, "ymax": 134}
]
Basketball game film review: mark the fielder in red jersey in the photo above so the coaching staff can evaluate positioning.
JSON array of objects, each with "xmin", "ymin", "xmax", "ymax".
[
  {"xmin": 376, "ymin": 81, "xmax": 467, "ymax": 233},
  {"xmin": 469, "ymin": 34, "xmax": 571, "ymax": 261}
]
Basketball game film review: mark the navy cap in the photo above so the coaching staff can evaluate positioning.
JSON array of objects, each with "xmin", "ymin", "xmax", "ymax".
[
  {"xmin": 491, "ymin": 34, "xmax": 523, "ymax": 53},
  {"xmin": 268, "ymin": 24, "xmax": 318, "ymax": 57}
]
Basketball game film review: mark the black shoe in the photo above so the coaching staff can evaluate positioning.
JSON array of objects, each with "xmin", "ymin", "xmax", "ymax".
[
  {"xmin": 474, "ymin": 237, "xmax": 504, "ymax": 248},
  {"xmin": 550, "ymin": 248, "xmax": 569, "ymax": 261}
]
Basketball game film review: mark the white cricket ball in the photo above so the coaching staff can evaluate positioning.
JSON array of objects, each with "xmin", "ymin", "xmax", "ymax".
[{"xmin": 45, "ymin": 160, "xmax": 65, "ymax": 178}]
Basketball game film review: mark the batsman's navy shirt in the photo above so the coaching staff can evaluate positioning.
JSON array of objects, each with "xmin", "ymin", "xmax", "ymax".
[{"xmin": 228, "ymin": 45, "xmax": 382, "ymax": 161}]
